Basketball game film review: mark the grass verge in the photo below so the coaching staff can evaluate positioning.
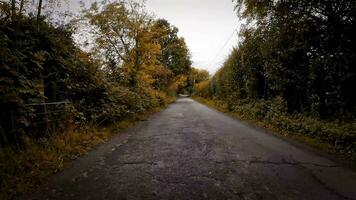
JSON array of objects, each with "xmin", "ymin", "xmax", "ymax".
[
  {"xmin": 0, "ymin": 101, "xmax": 173, "ymax": 200},
  {"xmin": 193, "ymin": 96, "xmax": 356, "ymax": 162}
]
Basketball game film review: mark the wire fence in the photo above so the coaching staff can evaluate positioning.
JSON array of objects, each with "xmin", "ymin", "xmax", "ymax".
[
  {"xmin": 26, "ymin": 101, "xmax": 72, "ymax": 137},
  {"xmin": 0, "ymin": 101, "xmax": 72, "ymax": 147}
]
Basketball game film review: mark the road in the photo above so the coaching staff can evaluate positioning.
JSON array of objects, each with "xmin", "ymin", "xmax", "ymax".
[{"xmin": 31, "ymin": 98, "xmax": 356, "ymax": 200}]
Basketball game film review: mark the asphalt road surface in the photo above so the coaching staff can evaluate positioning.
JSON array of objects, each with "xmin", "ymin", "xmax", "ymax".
[{"xmin": 31, "ymin": 98, "xmax": 356, "ymax": 200}]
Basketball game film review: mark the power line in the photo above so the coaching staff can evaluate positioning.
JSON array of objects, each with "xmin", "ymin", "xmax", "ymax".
[{"xmin": 208, "ymin": 27, "xmax": 238, "ymax": 68}]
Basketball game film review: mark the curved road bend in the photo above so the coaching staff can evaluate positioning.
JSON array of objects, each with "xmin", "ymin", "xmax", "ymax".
[{"xmin": 30, "ymin": 98, "xmax": 356, "ymax": 200}]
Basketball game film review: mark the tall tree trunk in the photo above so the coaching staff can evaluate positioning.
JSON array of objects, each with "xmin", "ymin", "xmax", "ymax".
[
  {"xmin": 131, "ymin": 36, "xmax": 140, "ymax": 87},
  {"xmin": 11, "ymin": 0, "xmax": 16, "ymax": 22},
  {"xmin": 37, "ymin": 0, "xmax": 42, "ymax": 22},
  {"xmin": 19, "ymin": 0, "xmax": 24, "ymax": 15}
]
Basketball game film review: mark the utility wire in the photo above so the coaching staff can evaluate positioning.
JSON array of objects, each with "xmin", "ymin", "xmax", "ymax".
[{"xmin": 208, "ymin": 27, "xmax": 238, "ymax": 68}]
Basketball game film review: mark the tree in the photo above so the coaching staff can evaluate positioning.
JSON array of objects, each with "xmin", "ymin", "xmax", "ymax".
[
  {"xmin": 11, "ymin": 0, "xmax": 15, "ymax": 21},
  {"xmin": 153, "ymin": 19, "xmax": 192, "ymax": 76},
  {"xmin": 83, "ymin": 1, "xmax": 162, "ymax": 87},
  {"xmin": 188, "ymin": 68, "xmax": 209, "ymax": 94},
  {"xmin": 19, "ymin": 0, "xmax": 25, "ymax": 15},
  {"xmin": 231, "ymin": 0, "xmax": 356, "ymax": 117},
  {"xmin": 36, "ymin": 0, "xmax": 42, "ymax": 21}
]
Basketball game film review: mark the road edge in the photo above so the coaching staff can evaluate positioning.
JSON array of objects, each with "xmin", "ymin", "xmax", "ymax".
[{"xmin": 191, "ymin": 97, "xmax": 356, "ymax": 172}]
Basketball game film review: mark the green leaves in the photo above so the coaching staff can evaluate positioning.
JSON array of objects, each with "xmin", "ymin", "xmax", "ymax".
[
  {"xmin": 204, "ymin": 0, "xmax": 356, "ymax": 118},
  {"xmin": 153, "ymin": 19, "xmax": 191, "ymax": 76}
]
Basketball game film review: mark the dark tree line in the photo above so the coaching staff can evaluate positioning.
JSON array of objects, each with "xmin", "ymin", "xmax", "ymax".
[{"xmin": 197, "ymin": 0, "xmax": 355, "ymax": 119}]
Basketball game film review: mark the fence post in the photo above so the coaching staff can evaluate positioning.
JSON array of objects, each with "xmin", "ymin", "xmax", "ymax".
[
  {"xmin": 0, "ymin": 126, "xmax": 8, "ymax": 147},
  {"xmin": 43, "ymin": 103, "xmax": 50, "ymax": 136},
  {"xmin": 10, "ymin": 111, "xmax": 19, "ymax": 148},
  {"xmin": 0, "ymin": 112, "xmax": 9, "ymax": 146}
]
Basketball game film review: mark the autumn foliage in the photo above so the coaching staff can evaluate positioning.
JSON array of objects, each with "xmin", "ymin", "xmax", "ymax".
[{"xmin": 0, "ymin": 0, "xmax": 192, "ymax": 147}]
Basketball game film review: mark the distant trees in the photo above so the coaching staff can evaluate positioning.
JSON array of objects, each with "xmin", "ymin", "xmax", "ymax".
[
  {"xmin": 159, "ymin": 67, "xmax": 209, "ymax": 95},
  {"xmin": 197, "ymin": 0, "xmax": 355, "ymax": 119},
  {"xmin": 187, "ymin": 68, "xmax": 209, "ymax": 94}
]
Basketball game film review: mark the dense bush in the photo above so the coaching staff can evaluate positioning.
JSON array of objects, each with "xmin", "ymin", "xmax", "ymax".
[{"xmin": 233, "ymin": 98, "xmax": 356, "ymax": 155}]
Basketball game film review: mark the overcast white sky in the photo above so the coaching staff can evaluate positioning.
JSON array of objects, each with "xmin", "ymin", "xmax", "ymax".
[
  {"xmin": 59, "ymin": 0, "xmax": 241, "ymax": 74},
  {"xmin": 146, "ymin": 0, "xmax": 241, "ymax": 74}
]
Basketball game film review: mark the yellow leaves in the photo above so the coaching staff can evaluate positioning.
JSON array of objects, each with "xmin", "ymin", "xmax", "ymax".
[
  {"xmin": 195, "ymin": 80, "xmax": 210, "ymax": 91},
  {"xmin": 84, "ymin": 0, "xmax": 166, "ymax": 86},
  {"xmin": 138, "ymin": 70, "xmax": 155, "ymax": 86},
  {"xmin": 82, "ymin": 1, "xmax": 191, "ymax": 90},
  {"xmin": 33, "ymin": 51, "xmax": 48, "ymax": 67},
  {"xmin": 137, "ymin": 31, "xmax": 162, "ymax": 67},
  {"xmin": 169, "ymin": 75, "xmax": 188, "ymax": 93},
  {"xmin": 189, "ymin": 68, "xmax": 210, "ymax": 83},
  {"xmin": 194, "ymin": 80, "xmax": 210, "ymax": 97}
]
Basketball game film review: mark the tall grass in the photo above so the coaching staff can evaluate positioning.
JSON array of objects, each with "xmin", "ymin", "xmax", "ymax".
[{"xmin": 0, "ymin": 125, "xmax": 110, "ymax": 199}]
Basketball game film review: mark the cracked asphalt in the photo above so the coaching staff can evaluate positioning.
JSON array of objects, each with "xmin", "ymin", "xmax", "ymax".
[{"xmin": 30, "ymin": 98, "xmax": 356, "ymax": 200}]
